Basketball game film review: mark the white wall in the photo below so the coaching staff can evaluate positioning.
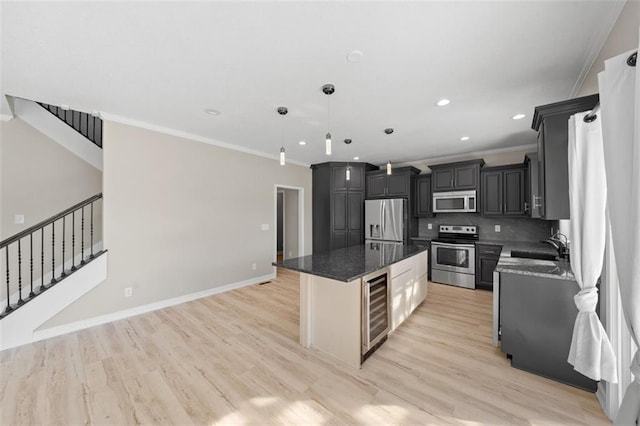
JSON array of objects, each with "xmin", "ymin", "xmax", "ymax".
[{"xmin": 41, "ymin": 120, "xmax": 312, "ymax": 328}]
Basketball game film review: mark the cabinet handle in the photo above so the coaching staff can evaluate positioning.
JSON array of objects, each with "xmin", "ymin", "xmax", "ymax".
[{"xmin": 533, "ymin": 195, "xmax": 542, "ymax": 208}]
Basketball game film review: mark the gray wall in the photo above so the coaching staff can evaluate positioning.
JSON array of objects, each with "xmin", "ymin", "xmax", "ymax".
[
  {"xmin": 418, "ymin": 214, "xmax": 555, "ymax": 242},
  {"xmin": 42, "ymin": 120, "xmax": 312, "ymax": 328},
  {"xmin": 578, "ymin": 0, "xmax": 640, "ymax": 96},
  {"xmin": 0, "ymin": 118, "xmax": 102, "ymax": 239}
]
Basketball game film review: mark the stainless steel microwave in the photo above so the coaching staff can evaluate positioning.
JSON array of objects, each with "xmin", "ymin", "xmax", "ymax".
[{"xmin": 432, "ymin": 190, "xmax": 477, "ymax": 213}]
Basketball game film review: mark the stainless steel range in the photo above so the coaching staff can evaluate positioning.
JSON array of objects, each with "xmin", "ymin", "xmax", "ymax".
[{"xmin": 431, "ymin": 225, "xmax": 478, "ymax": 289}]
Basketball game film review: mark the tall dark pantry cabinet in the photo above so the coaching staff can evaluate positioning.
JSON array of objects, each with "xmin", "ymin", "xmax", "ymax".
[{"xmin": 312, "ymin": 162, "xmax": 377, "ymax": 253}]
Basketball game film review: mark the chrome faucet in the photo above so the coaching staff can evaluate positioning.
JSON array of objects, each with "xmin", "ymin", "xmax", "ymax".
[{"xmin": 541, "ymin": 232, "xmax": 569, "ymax": 260}]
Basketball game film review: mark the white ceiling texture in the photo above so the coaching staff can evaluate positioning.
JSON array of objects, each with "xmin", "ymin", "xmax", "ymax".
[{"xmin": 0, "ymin": 1, "xmax": 624, "ymax": 167}]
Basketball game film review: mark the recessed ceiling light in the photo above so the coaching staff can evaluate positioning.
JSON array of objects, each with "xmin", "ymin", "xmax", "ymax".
[
  {"xmin": 298, "ymin": 141, "xmax": 306, "ymax": 146},
  {"xmin": 353, "ymin": 156, "xmax": 360, "ymax": 160},
  {"xmin": 347, "ymin": 50, "xmax": 364, "ymax": 62},
  {"xmin": 460, "ymin": 136, "xmax": 470, "ymax": 141},
  {"xmin": 436, "ymin": 99, "xmax": 450, "ymax": 107},
  {"xmin": 204, "ymin": 109, "xmax": 220, "ymax": 116},
  {"xmin": 512, "ymin": 113, "xmax": 526, "ymax": 120}
]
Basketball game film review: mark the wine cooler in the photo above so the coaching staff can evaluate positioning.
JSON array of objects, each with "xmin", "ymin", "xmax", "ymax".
[{"xmin": 361, "ymin": 268, "xmax": 391, "ymax": 356}]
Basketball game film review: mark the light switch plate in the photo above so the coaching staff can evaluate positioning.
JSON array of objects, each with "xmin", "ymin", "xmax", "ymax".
[
  {"xmin": 427, "ymin": 223, "xmax": 433, "ymax": 230},
  {"xmin": 261, "ymin": 224, "xmax": 270, "ymax": 231},
  {"xmin": 494, "ymin": 225, "xmax": 501, "ymax": 232},
  {"xmin": 14, "ymin": 214, "xmax": 24, "ymax": 224}
]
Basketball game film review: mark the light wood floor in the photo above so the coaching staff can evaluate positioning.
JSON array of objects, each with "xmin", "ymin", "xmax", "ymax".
[{"xmin": 1, "ymin": 268, "xmax": 609, "ymax": 425}]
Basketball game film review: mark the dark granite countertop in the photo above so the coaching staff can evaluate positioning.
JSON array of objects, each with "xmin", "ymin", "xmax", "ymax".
[
  {"xmin": 483, "ymin": 240, "xmax": 575, "ymax": 281},
  {"xmin": 272, "ymin": 243, "xmax": 428, "ymax": 282}
]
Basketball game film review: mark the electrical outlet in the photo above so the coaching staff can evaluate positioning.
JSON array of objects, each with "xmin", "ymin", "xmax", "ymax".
[
  {"xmin": 494, "ymin": 225, "xmax": 501, "ymax": 232},
  {"xmin": 124, "ymin": 287, "xmax": 133, "ymax": 297},
  {"xmin": 14, "ymin": 214, "xmax": 24, "ymax": 224},
  {"xmin": 288, "ymin": 251, "xmax": 292, "ymax": 257},
  {"xmin": 427, "ymin": 223, "xmax": 433, "ymax": 230},
  {"xmin": 261, "ymin": 224, "xmax": 270, "ymax": 231},
  {"xmin": 252, "ymin": 263, "xmax": 257, "ymax": 270}
]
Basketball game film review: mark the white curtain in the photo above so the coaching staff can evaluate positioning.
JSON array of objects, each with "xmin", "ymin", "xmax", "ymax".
[
  {"xmin": 567, "ymin": 113, "xmax": 617, "ymax": 383},
  {"xmin": 599, "ymin": 45, "xmax": 640, "ymax": 425}
]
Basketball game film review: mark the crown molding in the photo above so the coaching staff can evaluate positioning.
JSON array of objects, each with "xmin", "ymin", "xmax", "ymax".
[{"xmin": 99, "ymin": 112, "xmax": 311, "ymax": 168}]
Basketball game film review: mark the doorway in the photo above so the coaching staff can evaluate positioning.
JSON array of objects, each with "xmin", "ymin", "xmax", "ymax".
[{"xmin": 274, "ymin": 185, "xmax": 303, "ymax": 263}]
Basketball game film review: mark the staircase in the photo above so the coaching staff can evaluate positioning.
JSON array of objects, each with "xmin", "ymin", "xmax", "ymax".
[
  {"xmin": 38, "ymin": 102, "xmax": 103, "ymax": 148},
  {"xmin": 0, "ymin": 194, "xmax": 107, "ymax": 351},
  {"xmin": 13, "ymin": 98, "xmax": 103, "ymax": 170}
]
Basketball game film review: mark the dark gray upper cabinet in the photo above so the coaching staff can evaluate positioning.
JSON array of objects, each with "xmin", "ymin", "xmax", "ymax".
[
  {"xmin": 413, "ymin": 175, "xmax": 432, "ymax": 217},
  {"xmin": 312, "ymin": 162, "xmax": 377, "ymax": 253},
  {"xmin": 524, "ymin": 152, "xmax": 541, "ymax": 218},
  {"xmin": 430, "ymin": 160, "xmax": 485, "ymax": 192},
  {"xmin": 480, "ymin": 165, "xmax": 526, "ymax": 216},
  {"xmin": 531, "ymin": 94, "xmax": 599, "ymax": 220},
  {"xmin": 365, "ymin": 167, "xmax": 420, "ymax": 199}
]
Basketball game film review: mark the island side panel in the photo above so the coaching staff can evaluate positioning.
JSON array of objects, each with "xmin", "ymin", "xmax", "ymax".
[
  {"xmin": 492, "ymin": 269, "xmax": 500, "ymax": 347},
  {"xmin": 302, "ymin": 274, "xmax": 362, "ymax": 369},
  {"xmin": 300, "ymin": 273, "xmax": 313, "ymax": 348}
]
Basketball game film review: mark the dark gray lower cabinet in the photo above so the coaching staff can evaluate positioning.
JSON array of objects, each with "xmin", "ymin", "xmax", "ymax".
[
  {"xmin": 312, "ymin": 162, "xmax": 377, "ymax": 253},
  {"xmin": 500, "ymin": 272, "xmax": 597, "ymax": 392},
  {"xmin": 476, "ymin": 244, "xmax": 501, "ymax": 290}
]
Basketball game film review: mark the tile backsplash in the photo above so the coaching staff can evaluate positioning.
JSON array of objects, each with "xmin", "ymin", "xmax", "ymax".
[{"xmin": 418, "ymin": 214, "xmax": 557, "ymax": 242}]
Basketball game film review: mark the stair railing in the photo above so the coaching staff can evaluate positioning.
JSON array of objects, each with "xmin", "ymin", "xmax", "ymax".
[
  {"xmin": 0, "ymin": 193, "xmax": 103, "ymax": 318},
  {"xmin": 38, "ymin": 103, "xmax": 103, "ymax": 148}
]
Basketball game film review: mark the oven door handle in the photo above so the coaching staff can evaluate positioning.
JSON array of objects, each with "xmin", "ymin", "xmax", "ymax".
[{"xmin": 433, "ymin": 242, "xmax": 476, "ymax": 249}]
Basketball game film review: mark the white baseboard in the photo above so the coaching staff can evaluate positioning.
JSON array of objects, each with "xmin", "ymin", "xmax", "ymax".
[{"xmin": 32, "ymin": 272, "xmax": 276, "ymax": 343}]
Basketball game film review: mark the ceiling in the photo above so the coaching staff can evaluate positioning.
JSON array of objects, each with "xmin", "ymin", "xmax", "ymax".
[{"xmin": 0, "ymin": 1, "xmax": 624, "ymax": 167}]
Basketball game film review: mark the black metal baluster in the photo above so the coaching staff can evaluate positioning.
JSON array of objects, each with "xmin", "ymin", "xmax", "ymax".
[
  {"xmin": 61, "ymin": 216, "xmax": 67, "ymax": 277},
  {"xmin": 71, "ymin": 211, "xmax": 76, "ymax": 271},
  {"xmin": 51, "ymin": 221, "xmax": 57, "ymax": 284},
  {"xmin": 29, "ymin": 233, "xmax": 35, "ymax": 298},
  {"xmin": 40, "ymin": 229, "xmax": 45, "ymax": 291},
  {"xmin": 90, "ymin": 202, "xmax": 95, "ymax": 259},
  {"xmin": 17, "ymin": 239, "xmax": 24, "ymax": 305},
  {"xmin": 80, "ymin": 207, "xmax": 86, "ymax": 265},
  {"xmin": 4, "ymin": 247, "xmax": 12, "ymax": 314}
]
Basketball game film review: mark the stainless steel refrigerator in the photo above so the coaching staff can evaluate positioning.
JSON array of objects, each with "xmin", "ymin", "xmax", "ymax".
[{"xmin": 364, "ymin": 199, "xmax": 407, "ymax": 244}]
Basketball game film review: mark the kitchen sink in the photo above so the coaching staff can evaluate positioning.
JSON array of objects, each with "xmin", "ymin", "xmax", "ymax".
[{"xmin": 510, "ymin": 250, "xmax": 557, "ymax": 261}]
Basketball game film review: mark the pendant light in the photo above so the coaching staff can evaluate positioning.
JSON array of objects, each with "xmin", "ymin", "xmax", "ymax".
[
  {"xmin": 344, "ymin": 139, "xmax": 352, "ymax": 181},
  {"xmin": 277, "ymin": 106, "xmax": 288, "ymax": 166},
  {"xmin": 385, "ymin": 128, "xmax": 394, "ymax": 175},
  {"xmin": 322, "ymin": 84, "xmax": 335, "ymax": 155}
]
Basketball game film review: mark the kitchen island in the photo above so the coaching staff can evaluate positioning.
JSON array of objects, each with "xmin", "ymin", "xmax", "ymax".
[{"xmin": 273, "ymin": 242, "xmax": 429, "ymax": 369}]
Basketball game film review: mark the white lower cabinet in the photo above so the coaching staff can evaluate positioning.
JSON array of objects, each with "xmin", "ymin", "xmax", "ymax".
[{"xmin": 390, "ymin": 251, "xmax": 429, "ymax": 331}]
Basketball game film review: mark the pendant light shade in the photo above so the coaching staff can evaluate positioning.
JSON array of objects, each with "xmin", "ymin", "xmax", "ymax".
[
  {"xmin": 277, "ymin": 106, "xmax": 288, "ymax": 166},
  {"xmin": 385, "ymin": 128, "xmax": 394, "ymax": 175},
  {"xmin": 322, "ymin": 84, "xmax": 335, "ymax": 156},
  {"xmin": 344, "ymin": 138, "xmax": 352, "ymax": 181}
]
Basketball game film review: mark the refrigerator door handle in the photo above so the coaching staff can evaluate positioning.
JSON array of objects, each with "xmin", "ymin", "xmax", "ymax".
[{"xmin": 380, "ymin": 201, "xmax": 384, "ymax": 236}]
